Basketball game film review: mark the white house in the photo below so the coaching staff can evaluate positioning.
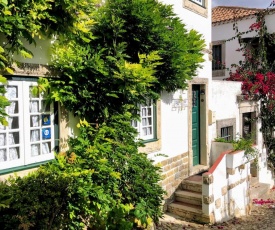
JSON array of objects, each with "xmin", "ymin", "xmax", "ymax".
[
  {"xmin": 212, "ymin": 6, "xmax": 275, "ymax": 80},
  {"xmin": 208, "ymin": 6, "xmax": 275, "ymax": 223},
  {"xmin": 1, "ymin": 1, "xmax": 273, "ymax": 226}
]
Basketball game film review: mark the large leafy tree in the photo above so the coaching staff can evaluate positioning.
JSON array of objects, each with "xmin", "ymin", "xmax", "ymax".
[{"xmin": 49, "ymin": 0, "xmax": 205, "ymax": 123}]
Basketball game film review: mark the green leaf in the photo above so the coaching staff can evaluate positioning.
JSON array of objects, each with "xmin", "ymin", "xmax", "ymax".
[
  {"xmin": 5, "ymin": 67, "xmax": 14, "ymax": 75},
  {"xmin": 3, "ymin": 10, "xmax": 12, "ymax": 16}
]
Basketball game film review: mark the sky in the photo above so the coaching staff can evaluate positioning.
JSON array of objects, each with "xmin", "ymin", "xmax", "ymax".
[{"xmin": 212, "ymin": 0, "xmax": 274, "ymax": 8}]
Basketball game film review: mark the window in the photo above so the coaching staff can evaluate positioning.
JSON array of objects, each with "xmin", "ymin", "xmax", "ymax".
[
  {"xmin": 212, "ymin": 41, "xmax": 225, "ymax": 77},
  {"xmin": 216, "ymin": 118, "xmax": 236, "ymax": 141},
  {"xmin": 183, "ymin": 0, "xmax": 208, "ymax": 17},
  {"xmin": 131, "ymin": 100, "xmax": 156, "ymax": 141},
  {"xmin": 212, "ymin": 45, "xmax": 222, "ymax": 70},
  {"xmin": 221, "ymin": 126, "xmax": 233, "ymax": 141},
  {"xmin": 191, "ymin": 0, "xmax": 204, "ymax": 6},
  {"xmin": 0, "ymin": 80, "xmax": 55, "ymax": 171}
]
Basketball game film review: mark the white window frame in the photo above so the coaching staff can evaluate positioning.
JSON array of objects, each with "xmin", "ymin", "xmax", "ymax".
[
  {"xmin": 0, "ymin": 80, "xmax": 55, "ymax": 171},
  {"xmin": 132, "ymin": 100, "xmax": 156, "ymax": 141}
]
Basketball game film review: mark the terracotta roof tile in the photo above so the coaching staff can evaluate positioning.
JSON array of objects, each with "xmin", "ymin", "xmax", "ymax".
[{"xmin": 212, "ymin": 6, "xmax": 263, "ymax": 25}]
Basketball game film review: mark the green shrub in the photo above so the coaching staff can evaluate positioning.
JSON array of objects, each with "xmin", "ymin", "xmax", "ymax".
[{"xmin": 0, "ymin": 113, "xmax": 165, "ymax": 230}]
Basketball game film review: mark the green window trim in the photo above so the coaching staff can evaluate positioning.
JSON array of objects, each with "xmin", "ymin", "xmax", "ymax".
[
  {"xmin": 141, "ymin": 102, "xmax": 157, "ymax": 143},
  {"xmin": 0, "ymin": 159, "xmax": 53, "ymax": 176}
]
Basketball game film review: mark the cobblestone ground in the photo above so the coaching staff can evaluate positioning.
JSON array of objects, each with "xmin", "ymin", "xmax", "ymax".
[{"xmin": 156, "ymin": 187, "xmax": 275, "ymax": 230}]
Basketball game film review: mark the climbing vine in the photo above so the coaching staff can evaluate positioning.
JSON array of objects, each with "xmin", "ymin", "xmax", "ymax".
[{"xmin": 226, "ymin": 2, "xmax": 275, "ymax": 166}]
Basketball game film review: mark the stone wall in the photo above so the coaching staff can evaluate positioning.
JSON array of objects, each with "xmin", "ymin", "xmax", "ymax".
[
  {"xmin": 202, "ymin": 149, "xmax": 251, "ymax": 223},
  {"xmin": 159, "ymin": 152, "xmax": 189, "ymax": 200}
]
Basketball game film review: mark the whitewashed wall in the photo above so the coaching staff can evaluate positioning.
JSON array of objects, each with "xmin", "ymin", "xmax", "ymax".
[
  {"xmin": 211, "ymin": 81, "xmax": 242, "ymax": 138},
  {"xmin": 212, "ymin": 13, "xmax": 275, "ymax": 80},
  {"xmin": 149, "ymin": 0, "xmax": 212, "ymax": 163},
  {"xmin": 160, "ymin": 0, "xmax": 212, "ymax": 79},
  {"xmin": 0, "ymin": 34, "xmax": 52, "ymax": 65}
]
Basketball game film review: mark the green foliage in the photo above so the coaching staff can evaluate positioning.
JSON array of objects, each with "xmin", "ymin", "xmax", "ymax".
[
  {"xmin": 232, "ymin": 136, "xmax": 258, "ymax": 161},
  {"xmin": 66, "ymin": 113, "xmax": 165, "ymax": 229},
  {"xmin": 214, "ymin": 135, "xmax": 258, "ymax": 161},
  {"xmin": 0, "ymin": 0, "xmax": 204, "ymax": 228},
  {"xmin": 227, "ymin": 7, "xmax": 275, "ymax": 167},
  {"xmin": 0, "ymin": 0, "xmax": 97, "ymax": 125},
  {"xmin": 48, "ymin": 0, "xmax": 205, "ymax": 123},
  {"xmin": 0, "ymin": 114, "xmax": 165, "ymax": 229},
  {"xmin": 92, "ymin": 0, "xmax": 205, "ymax": 92},
  {"xmin": 214, "ymin": 136, "xmax": 232, "ymax": 143}
]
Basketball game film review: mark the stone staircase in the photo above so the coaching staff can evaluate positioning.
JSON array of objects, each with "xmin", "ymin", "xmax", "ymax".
[
  {"xmin": 250, "ymin": 176, "xmax": 271, "ymax": 200},
  {"xmin": 167, "ymin": 174, "xmax": 210, "ymax": 223}
]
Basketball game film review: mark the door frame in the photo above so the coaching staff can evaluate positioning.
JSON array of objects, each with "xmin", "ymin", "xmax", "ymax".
[{"xmin": 188, "ymin": 78, "xmax": 209, "ymax": 175}]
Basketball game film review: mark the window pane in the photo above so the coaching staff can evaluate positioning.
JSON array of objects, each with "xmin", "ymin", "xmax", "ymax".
[
  {"xmin": 30, "ymin": 115, "xmax": 40, "ymax": 127},
  {"xmin": 191, "ymin": 0, "xmax": 203, "ymax": 5},
  {"xmin": 0, "ymin": 134, "xmax": 6, "ymax": 146},
  {"xmin": 131, "ymin": 120, "xmax": 137, "ymax": 128},
  {"xmin": 148, "ymin": 117, "xmax": 152, "ymax": 125},
  {"xmin": 31, "ymin": 130, "xmax": 40, "ymax": 142},
  {"xmin": 212, "ymin": 45, "xmax": 222, "ymax": 70},
  {"xmin": 30, "ymin": 101, "xmax": 39, "ymax": 113},
  {"xmin": 6, "ymin": 86, "xmax": 18, "ymax": 99},
  {"xmin": 9, "ymin": 132, "xmax": 19, "ymax": 144},
  {"xmin": 31, "ymin": 144, "xmax": 40, "ymax": 156},
  {"xmin": 8, "ymin": 101, "xmax": 18, "ymax": 114},
  {"xmin": 0, "ymin": 149, "xmax": 7, "ymax": 162},
  {"xmin": 142, "ymin": 128, "xmax": 147, "ymax": 136},
  {"xmin": 142, "ymin": 118, "xmax": 147, "ymax": 126},
  {"xmin": 42, "ymin": 142, "xmax": 51, "ymax": 154},
  {"xmin": 42, "ymin": 100, "xmax": 50, "ymax": 112},
  {"xmin": 9, "ymin": 117, "xmax": 19, "ymax": 129},
  {"xmin": 147, "ymin": 127, "xmax": 152, "ymax": 135},
  {"xmin": 221, "ymin": 126, "xmax": 233, "ymax": 141},
  {"xmin": 142, "ymin": 108, "xmax": 146, "ymax": 116},
  {"xmin": 9, "ymin": 147, "xmax": 19, "ymax": 160}
]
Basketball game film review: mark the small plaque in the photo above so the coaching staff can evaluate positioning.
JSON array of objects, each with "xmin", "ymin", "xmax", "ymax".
[
  {"xmin": 42, "ymin": 128, "xmax": 51, "ymax": 139},
  {"xmin": 42, "ymin": 115, "xmax": 50, "ymax": 125}
]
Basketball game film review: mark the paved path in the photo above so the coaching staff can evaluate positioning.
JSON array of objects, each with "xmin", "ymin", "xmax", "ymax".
[{"xmin": 156, "ymin": 187, "xmax": 275, "ymax": 230}]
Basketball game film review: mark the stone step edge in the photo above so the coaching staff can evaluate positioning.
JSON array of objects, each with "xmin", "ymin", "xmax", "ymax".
[
  {"xmin": 175, "ymin": 190, "xmax": 202, "ymax": 199},
  {"xmin": 168, "ymin": 201, "xmax": 202, "ymax": 214}
]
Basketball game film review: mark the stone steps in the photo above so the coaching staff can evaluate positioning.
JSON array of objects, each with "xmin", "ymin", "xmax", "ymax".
[
  {"xmin": 167, "ymin": 174, "xmax": 210, "ymax": 223},
  {"xmin": 174, "ymin": 190, "xmax": 202, "ymax": 206},
  {"xmin": 250, "ymin": 180, "xmax": 271, "ymax": 200}
]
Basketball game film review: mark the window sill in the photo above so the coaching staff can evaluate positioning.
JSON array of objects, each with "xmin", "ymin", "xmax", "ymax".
[
  {"xmin": 142, "ymin": 138, "xmax": 159, "ymax": 144},
  {"xmin": 0, "ymin": 160, "xmax": 52, "ymax": 176},
  {"xmin": 212, "ymin": 69, "xmax": 225, "ymax": 77}
]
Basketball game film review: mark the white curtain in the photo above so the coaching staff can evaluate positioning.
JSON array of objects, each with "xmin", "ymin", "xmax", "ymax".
[
  {"xmin": 0, "ymin": 149, "xmax": 6, "ymax": 162},
  {"xmin": 42, "ymin": 143, "xmax": 50, "ymax": 154},
  {"xmin": 31, "ymin": 144, "xmax": 40, "ymax": 156}
]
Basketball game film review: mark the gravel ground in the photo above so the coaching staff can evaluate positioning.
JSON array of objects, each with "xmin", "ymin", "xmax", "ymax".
[{"xmin": 156, "ymin": 187, "xmax": 275, "ymax": 230}]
